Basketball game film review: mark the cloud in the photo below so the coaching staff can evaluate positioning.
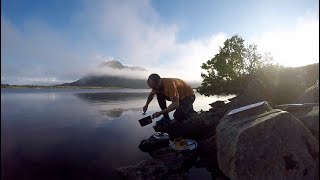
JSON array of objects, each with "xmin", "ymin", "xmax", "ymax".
[
  {"xmin": 88, "ymin": 67, "xmax": 150, "ymax": 79},
  {"xmin": 82, "ymin": 0, "xmax": 179, "ymax": 65},
  {"xmin": 81, "ymin": 0, "xmax": 226, "ymax": 82},
  {"xmin": 145, "ymin": 33, "xmax": 227, "ymax": 81},
  {"xmin": 87, "ymin": 56, "xmax": 150, "ymax": 80}
]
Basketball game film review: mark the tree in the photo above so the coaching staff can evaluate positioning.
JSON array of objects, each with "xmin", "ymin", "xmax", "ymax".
[{"xmin": 197, "ymin": 34, "xmax": 274, "ymax": 96}]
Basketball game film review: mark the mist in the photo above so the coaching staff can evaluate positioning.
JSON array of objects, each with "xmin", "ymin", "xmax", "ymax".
[{"xmin": 87, "ymin": 66, "xmax": 150, "ymax": 80}]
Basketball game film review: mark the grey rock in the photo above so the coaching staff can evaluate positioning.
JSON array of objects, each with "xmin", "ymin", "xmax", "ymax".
[{"xmin": 216, "ymin": 103, "xmax": 319, "ymax": 180}]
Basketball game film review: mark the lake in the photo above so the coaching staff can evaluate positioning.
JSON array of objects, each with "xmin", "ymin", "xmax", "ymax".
[{"xmin": 1, "ymin": 88, "xmax": 233, "ymax": 180}]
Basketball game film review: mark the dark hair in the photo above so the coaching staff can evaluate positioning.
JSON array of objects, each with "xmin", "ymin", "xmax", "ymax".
[{"xmin": 147, "ymin": 73, "xmax": 161, "ymax": 84}]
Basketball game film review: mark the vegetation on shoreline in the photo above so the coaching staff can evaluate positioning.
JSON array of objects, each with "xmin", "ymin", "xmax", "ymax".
[
  {"xmin": 197, "ymin": 34, "xmax": 319, "ymax": 104},
  {"xmin": 197, "ymin": 34, "xmax": 277, "ymax": 96}
]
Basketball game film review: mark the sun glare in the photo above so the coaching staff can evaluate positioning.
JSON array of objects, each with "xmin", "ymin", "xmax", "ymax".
[{"xmin": 258, "ymin": 18, "xmax": 319, "ymax": 67}]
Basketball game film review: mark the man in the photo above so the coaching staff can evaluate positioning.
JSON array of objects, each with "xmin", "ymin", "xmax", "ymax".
[{"xmin": 143, "ymin": 73, "xmax": 196, "ymax": 125}]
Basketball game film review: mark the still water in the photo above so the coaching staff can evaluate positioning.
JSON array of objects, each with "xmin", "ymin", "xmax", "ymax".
[{"xmin": 1, "ymin": 88, "xmax": 232, "ymax": 180}]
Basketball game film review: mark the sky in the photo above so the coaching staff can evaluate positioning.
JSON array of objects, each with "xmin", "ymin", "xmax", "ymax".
[{"xmin": 1, "ymin": 0, "xmax": 319, "ymax": 85}]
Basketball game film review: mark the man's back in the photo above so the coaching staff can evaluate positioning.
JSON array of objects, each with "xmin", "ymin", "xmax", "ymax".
[{"xmin": 161, "ymin": 78, "xmax": 194, "ymax": 101}]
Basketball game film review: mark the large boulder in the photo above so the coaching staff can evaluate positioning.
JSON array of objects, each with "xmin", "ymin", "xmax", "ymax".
[{"xmin": 216, "ymin": 102, "xmax": 319, "ymax": 180}]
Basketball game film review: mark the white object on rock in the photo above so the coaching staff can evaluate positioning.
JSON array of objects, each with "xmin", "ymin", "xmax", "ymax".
[{"xmin": 227, "ymin": 101, "xmax": 266, "ymax": 115}]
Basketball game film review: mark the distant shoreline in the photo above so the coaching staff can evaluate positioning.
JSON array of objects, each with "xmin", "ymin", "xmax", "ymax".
[
  {"xmin": 1, "ymin": 84, "xmax": 124, "ymax": 89},
  {"xmin": 1, "ymin": 84, "xmax": 199, "ymax": 90}
]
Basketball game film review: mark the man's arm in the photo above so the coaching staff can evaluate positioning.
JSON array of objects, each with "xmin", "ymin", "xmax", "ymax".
[
  {"xmin": 159, "ymin": 96, "xmax": 179, "ymax": 114},
  {"xmin": 145, "ymin": 91, "xmax": 155, "ymax": 106},
  {"xmin": 143, "ymin": 91, "xmax": 156, "ymax": 113}
]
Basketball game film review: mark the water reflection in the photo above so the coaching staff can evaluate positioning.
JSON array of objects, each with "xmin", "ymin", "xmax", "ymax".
[
  {"xmin": 1, "ymin": 89, "xmax": 231, "ymax": 180},
  {"xmin": 100, "ymin": 108, "xmax": 142, "ymax": 118},
  {"xmin": 75, "ymin": 92, "xmax": 157, "ymax": 119},
  {"xmin": 2, "ymin": 89, "xmax": 157, "ymax": 180},
  {"xmin": 75, "ymin": 91, "xmax": 234, "ymax": 119},
  {"xmin": 75, "ymin": 92, "xmax": 149, "ymax": 103}
]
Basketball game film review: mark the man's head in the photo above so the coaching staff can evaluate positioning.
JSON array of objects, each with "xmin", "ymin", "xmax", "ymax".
[{"xmin": 147, "ymin": 73, "xmax": 162, "ymax": 90}]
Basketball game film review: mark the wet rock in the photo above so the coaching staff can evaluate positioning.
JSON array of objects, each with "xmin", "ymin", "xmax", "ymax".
[
  {"xmin": 153, "ymin": 112, "xmax": 220, "ymax": 140},
  {"xmin": 116, "ymin": 158, "xmax": 169, "ymax": 180},
  {"xmin": 117, "ymin": 146, "xmax": 198, "ymax": 180},
  {"xmin": 138, "ymin": 135, "xmax": 170, "ymax": 153},
  {"xmin": 216, "ymin": 102, "xmax": 319, "ymax": 180}
]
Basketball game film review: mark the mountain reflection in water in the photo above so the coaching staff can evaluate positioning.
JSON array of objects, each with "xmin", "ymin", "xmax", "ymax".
[{"xmin": 75, "ymin": 92, "xmax": 152, "ymax": 119}]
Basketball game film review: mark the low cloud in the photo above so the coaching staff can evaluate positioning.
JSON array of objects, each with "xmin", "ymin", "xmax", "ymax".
[
  {"xmin": 88, "ymin": 67, "xmax": 150, "ymax": 80},
  {"xmin": 87, "ymin": 56, "xmax": 150, "ymax": 79}
]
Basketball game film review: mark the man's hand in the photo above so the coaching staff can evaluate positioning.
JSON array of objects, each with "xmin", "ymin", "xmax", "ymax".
[
  {"xmin": 152, "ymin": 111, "xmax": 162, "ymax": 118},
  {"xmin": 143, "ymin": 105, "xmax": 148, "ymax": 114}
]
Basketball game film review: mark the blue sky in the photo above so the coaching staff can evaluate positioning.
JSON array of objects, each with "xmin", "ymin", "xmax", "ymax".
[{"xmin": 1, "ymin": 0, "xmax": 319, "ymax": 85}]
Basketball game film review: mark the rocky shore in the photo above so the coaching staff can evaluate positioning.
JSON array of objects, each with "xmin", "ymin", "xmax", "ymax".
[{"xmin": 115, "ymin": 79, "xmax": 319, "ymax": 180}]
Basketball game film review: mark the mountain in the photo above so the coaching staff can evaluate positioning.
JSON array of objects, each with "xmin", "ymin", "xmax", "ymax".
[
  {"xmin": 58, "ymin": 60, "xmax": 149, "ymax": 88},
  {"xmin": 60, "ymin": 76, "xmax": 149, "ymax": 88},
  {"xmin": 99, "ymin": 60, "xmax": 147, "ymax": 71}
]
